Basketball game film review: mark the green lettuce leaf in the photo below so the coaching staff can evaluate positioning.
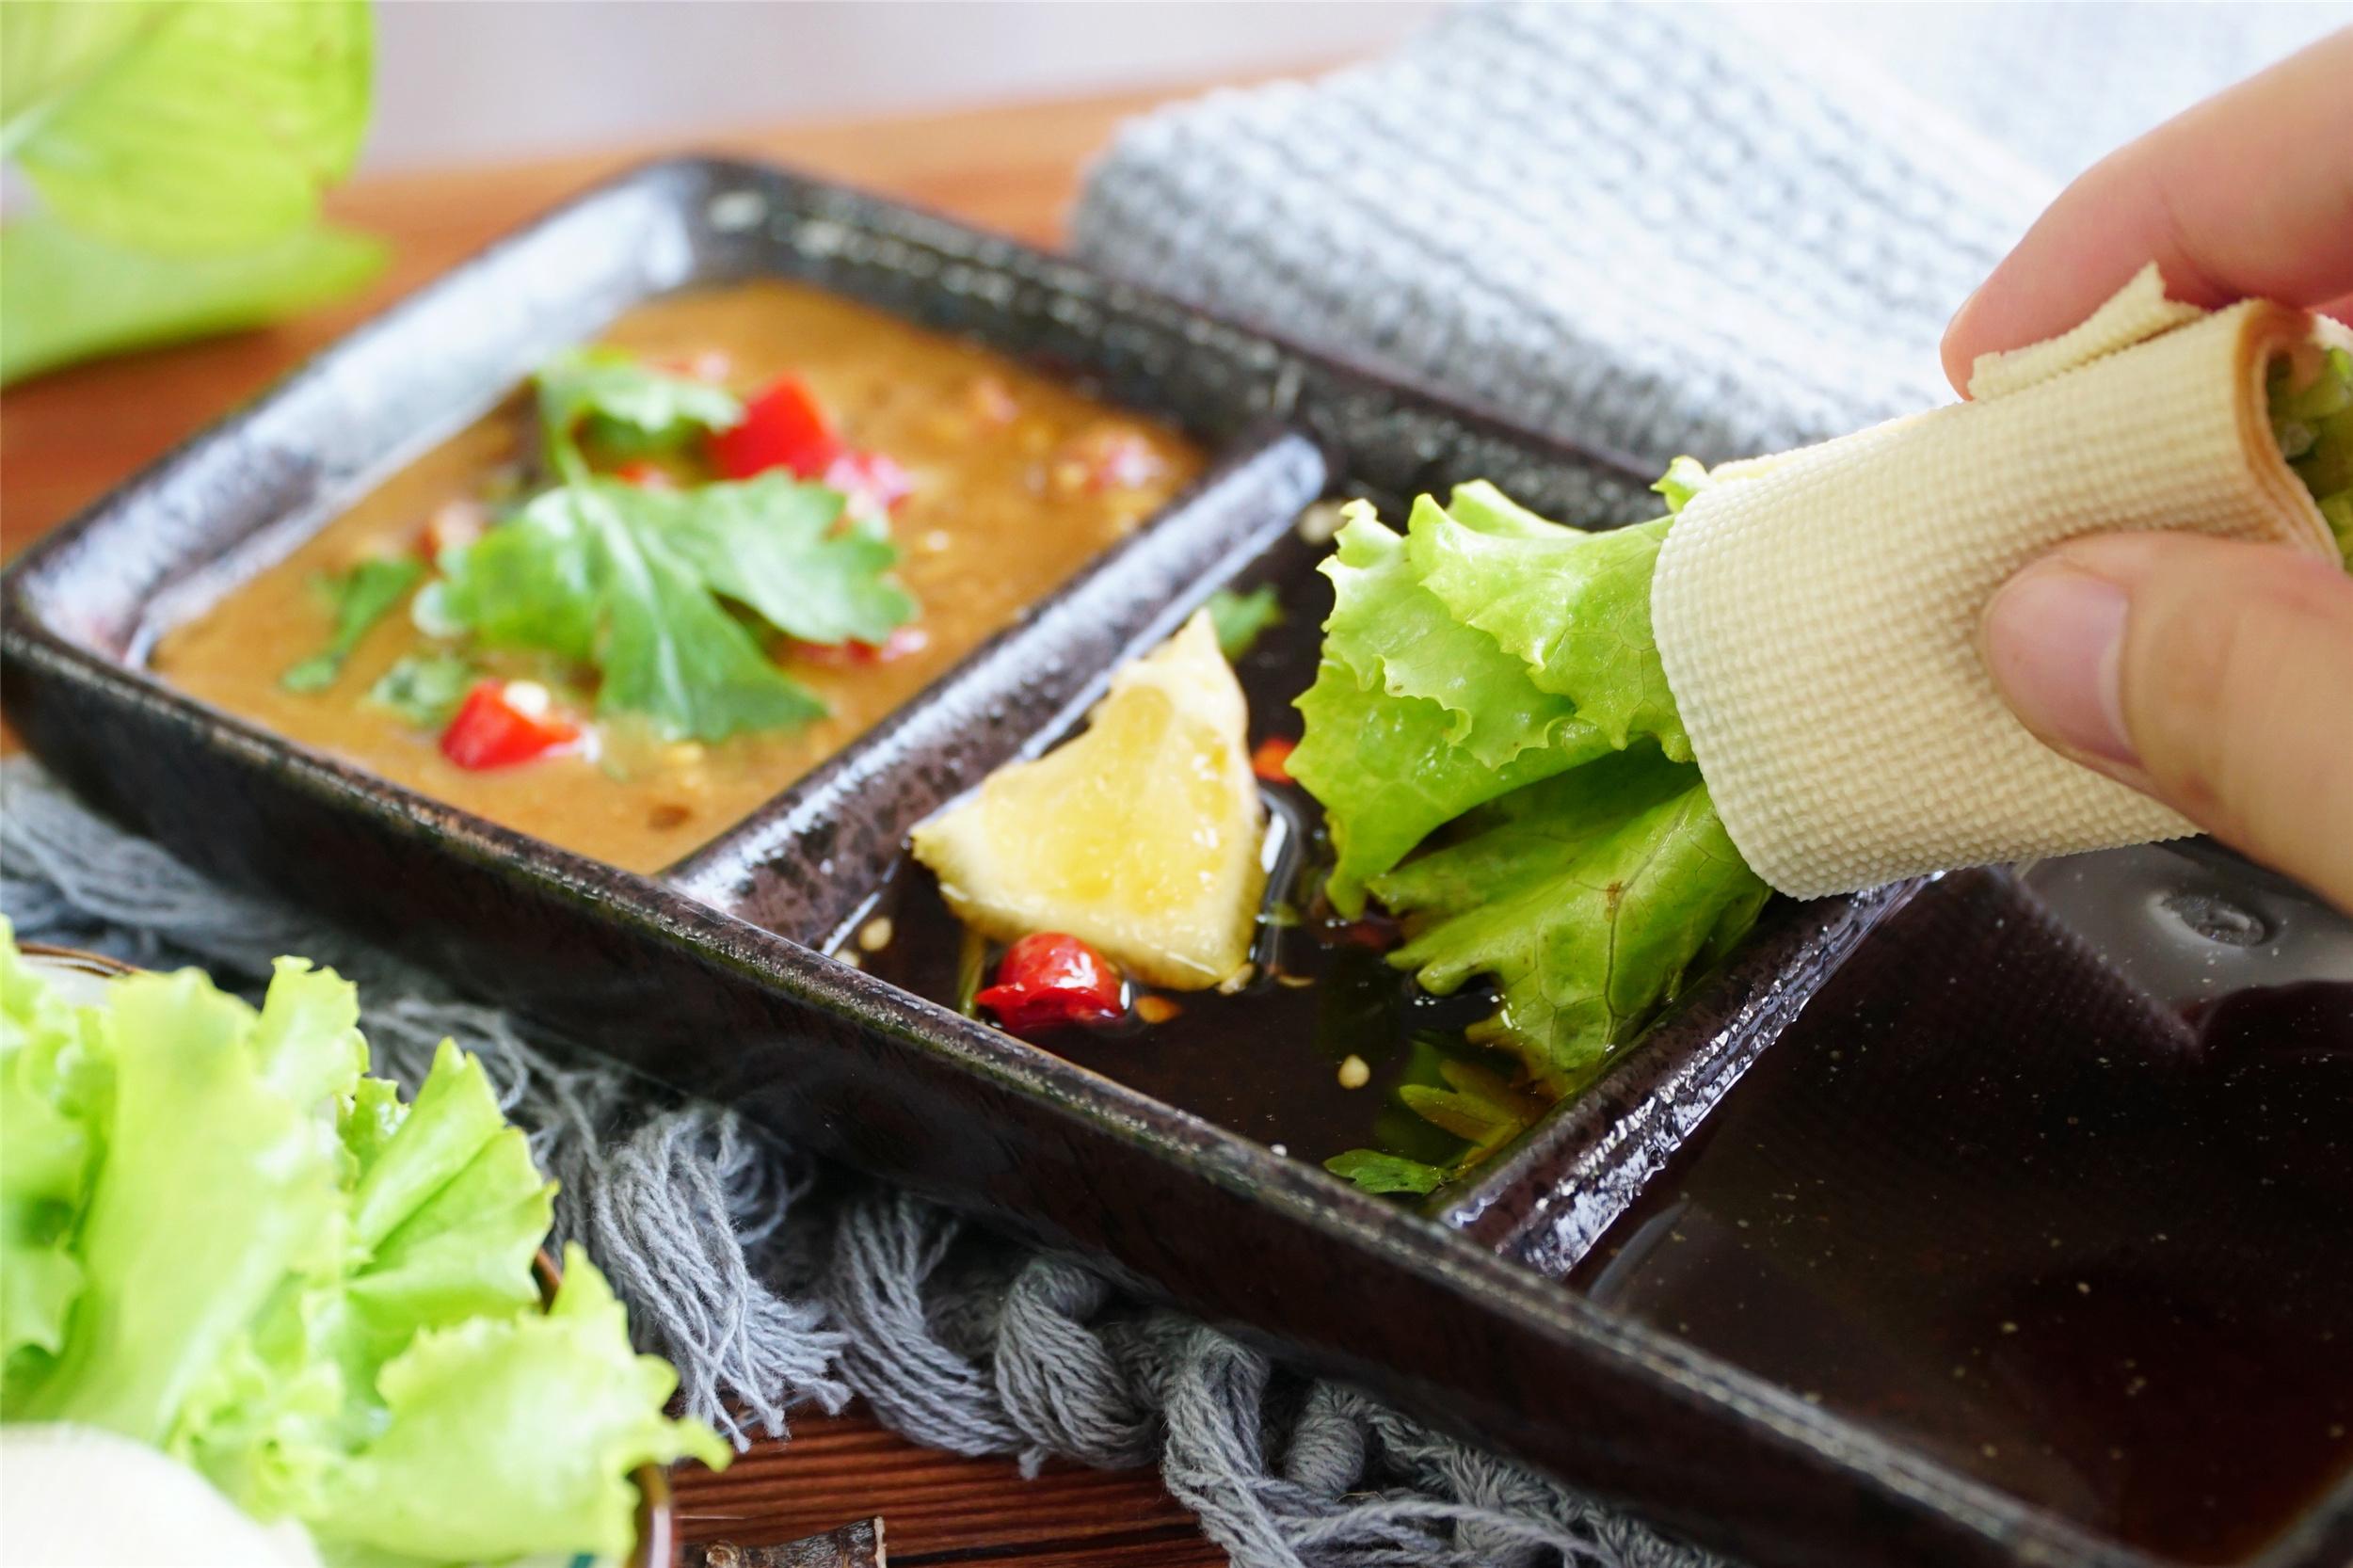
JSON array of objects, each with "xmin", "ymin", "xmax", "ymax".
[
  {"xmin": 1289, "ymin": 498, "xmax": 1614, "ymax": 911},
  {"xmin": 283, "ymin": 558, "xmax": 425, "ymax": 694},
  {"xmin": 1291, "ymin": 653, "xmax": 1606, "ymax": 917},
  {"xmin": 1374, "ymin": 746, "xmax": 1769, "ymax": 1090},
  {"xmin": 0, "ymin": 215, "xmax": 387, "ymax": 387},
  {"xmin": 9, "ymin": 963, "xmax": 358, "ymax": 1443},
  {"xmin": 177, "ymin": 1039, "xmax": 552, "ymax": 1525},
  {"xmin": 314, "ymin": 1243, "xmax": 729, "ymax": 1565},
  {"xmin": 0, "ymin": 928, "xmax": 104, "ymax": 1398},
  {"xmin": 1291, "ymin": 467, "xmax": 1771, "ymax": 1090},
  {"xmin": 0, "ymin": 1, "xmax": 380, "ymax": 385},
  {"xmin": 1414, "ymin": 509, "xmax": 1689, "ymax": 758},
  {"xmin": 0, "ymin": 933, "xmax": 727, "ymax": 1563},
  {"xmin": 1324, "ymin": 498, "xmax": 1582, "ymax": 768},
  {"xmin": 1, "ymin": 0, "xmax": 372, "ymax": 256},
  {"xmin": 2272, "ymin": 344, "xmax": 2353, "ymax": 564}
]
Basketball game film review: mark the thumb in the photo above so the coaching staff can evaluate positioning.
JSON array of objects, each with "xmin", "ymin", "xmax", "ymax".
[{"xmin": 1978, "ymin": 531, "xmax": 2353, "ymax": 912}]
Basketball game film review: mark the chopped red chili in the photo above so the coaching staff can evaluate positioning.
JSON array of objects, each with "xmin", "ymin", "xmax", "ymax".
[
  {"xmin": 1250, "ymin": 735, "xmax": 1297, "ymax": 784},
  {"xmin": 439, "ymin": 680, "xmax": 581, "ymax": 770},
  {"xmin": 976, "ymin": 933, "xmax": 1125, "ymax": 1036},
  {"xmin": 709, "ymin": 375, "xmax": 843, "ymax": 481}
]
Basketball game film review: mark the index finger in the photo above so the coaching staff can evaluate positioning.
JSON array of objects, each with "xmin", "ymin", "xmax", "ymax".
[{"xmin": 1942, "ymin": 26, "xmax": 2353, "ymax": 393}]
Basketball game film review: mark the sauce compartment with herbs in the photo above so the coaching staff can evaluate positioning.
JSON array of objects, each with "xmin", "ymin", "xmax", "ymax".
[{"xmin": 154, "ymin": 281, "xmax": 1202, "ymax": 873}]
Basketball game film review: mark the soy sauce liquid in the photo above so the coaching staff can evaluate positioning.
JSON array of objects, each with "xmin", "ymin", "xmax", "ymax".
[
  {"xmin": 1571, "ymin": 853, "xmax": 2353, "ymax": 1562},
  {"xmin": 842, "ymin": 530, "xmax": 1519, "ymax": 1175}
]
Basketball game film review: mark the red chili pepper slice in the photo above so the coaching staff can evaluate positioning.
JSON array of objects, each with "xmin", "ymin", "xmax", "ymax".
[
  {"xmin": 439, "ymin": 680, "xmax": 582, "ymax": 770},
  {"xmin": 1250, "ymin": 735, "xmax": 1297, "ymax": 784},
  {"xmin": 708, "ymin": 376, "xmax": 843, "ymax": 481},
  {"xmin": 976, "ymin": 933, "xmax": 1124, "ymax": 1036}
]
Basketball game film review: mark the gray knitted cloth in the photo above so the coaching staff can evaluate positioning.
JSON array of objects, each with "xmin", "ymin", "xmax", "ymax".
[{"xmin": 7, "ymin": 6, "xmax": 2346, "ymax": 1565}]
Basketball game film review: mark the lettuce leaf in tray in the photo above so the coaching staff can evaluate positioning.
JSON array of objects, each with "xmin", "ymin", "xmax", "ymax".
[
  {"xmin": 1292, "ymin": 467, "xmax": 1768, "ymax": 1144},
  {"xmin": 1374, "ymin": 745, "xmax": 1767, "ymax": 1093}
]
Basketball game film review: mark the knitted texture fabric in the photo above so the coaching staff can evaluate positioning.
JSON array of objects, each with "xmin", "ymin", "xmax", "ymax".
[
  {"xmin": 8, "ymin": 6, "xmax": 2349, "ymax": 1565},
  {"xmin": 1070, "ymin": 3, "xmax": 2346, "ymax": 467}
]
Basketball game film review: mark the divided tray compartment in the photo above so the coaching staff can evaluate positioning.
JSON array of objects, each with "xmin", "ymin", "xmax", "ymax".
[{"xmin": 6, "ymin": 156, "xmax": 2347, "ymax": 1568}]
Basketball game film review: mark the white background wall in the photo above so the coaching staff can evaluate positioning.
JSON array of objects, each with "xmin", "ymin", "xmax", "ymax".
[
  {"xmin": 366, "ymin": 2, "xmax": 2348, "ymax": 180},
  {"xmin": 366, "ymin": 1, "xmax": 1440, "ymax": 169}
]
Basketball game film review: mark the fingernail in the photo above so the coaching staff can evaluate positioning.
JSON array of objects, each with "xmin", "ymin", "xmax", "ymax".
[{"xmin": 1980, "ymin": 562, "xmax": 2137, "ymax": 765}]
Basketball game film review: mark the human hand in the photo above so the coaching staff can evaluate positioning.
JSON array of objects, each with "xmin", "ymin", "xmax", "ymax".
[{"xmin": 1953, "ymin": 28, "xmax": 2353, "ymax": 911}]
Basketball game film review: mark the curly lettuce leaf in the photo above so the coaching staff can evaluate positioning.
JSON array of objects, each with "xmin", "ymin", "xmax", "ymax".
[
  {"xmin": 179, "ymin": 1039, "xmax": 552, "ymax": 1525},
  {"xmin": 1414, "ymin": 509, "xmax": 1688, "ymax": 758},
  {"xmin": 1289, "ymin": 498, "xmax": 1612, "ymax": 911},
  {"xmin": 1374, "ymin": 746, "xmax": 1768, "ymax": 1090},
  {"xmin": 0, "ymin": 933, "xmax": 724, "ymax": 1563},
  {"xmin": 1323, "ymin": 498, "xmax": 1582, "ymax": 769},
  {"xmin": 1292, "ymin": 654, "xmax": 1606, "ymax": 917},
  {"xmin": 314, "ymin": 1244, "xmax": 728, "ymax": 1565},
  {"xmin": 0, "ymin": 929, "xmax": 104, "ymax": 1396},
  {"xmin": 8, "ymin": 963, "xmax": 359, "ymax": 1443}
]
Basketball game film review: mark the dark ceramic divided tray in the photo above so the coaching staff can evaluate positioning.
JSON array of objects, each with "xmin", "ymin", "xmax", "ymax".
[{"xmin": 6, "ymin": 158, "xmax": 2348, "ymax": 1568}]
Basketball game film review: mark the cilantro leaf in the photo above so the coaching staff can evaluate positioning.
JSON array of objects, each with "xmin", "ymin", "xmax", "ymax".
[
  {"xmin": 1205, "ymin": 584, "xmax": 1284, "ymax": 660},
  {"xmin": 1323, "ymin": 1149, "xmax": 1449, "ymax": 1196},
  {"xmin": 1374, "ymin": 745, "xmax": 1768, "ymax": 1090},
  {"xmin": 535, "ymin": 346, "xmax": 742, "ymax": 458},
  {"xmin": 367, "ymin": 653, "xmax": 476, "ymax": 728},
  {"xmin": 648, "ymin": 473, "xmax": 916, "ymax": 646},
  {"xmin": 281, "ymin": 557, "xmax": 424, "ymax": 693},
  {"xmin": 440, "ymin": 479, "xmax": 831, "ymax": 743}
]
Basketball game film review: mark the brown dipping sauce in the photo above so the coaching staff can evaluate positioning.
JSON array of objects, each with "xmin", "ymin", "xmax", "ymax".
[
  {"xmin": 153, "ymin": 281, "xmax": 1202, "ymax": 872},
  {"xmin": 1571, "ymin": 859, "xmax": 2353, "ymax": 1563}
]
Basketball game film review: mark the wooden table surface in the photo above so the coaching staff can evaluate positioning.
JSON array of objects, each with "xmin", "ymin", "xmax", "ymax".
[{"xmin": 0, "ymin": 81, "xmax": 1250, "ymax": 1568}]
